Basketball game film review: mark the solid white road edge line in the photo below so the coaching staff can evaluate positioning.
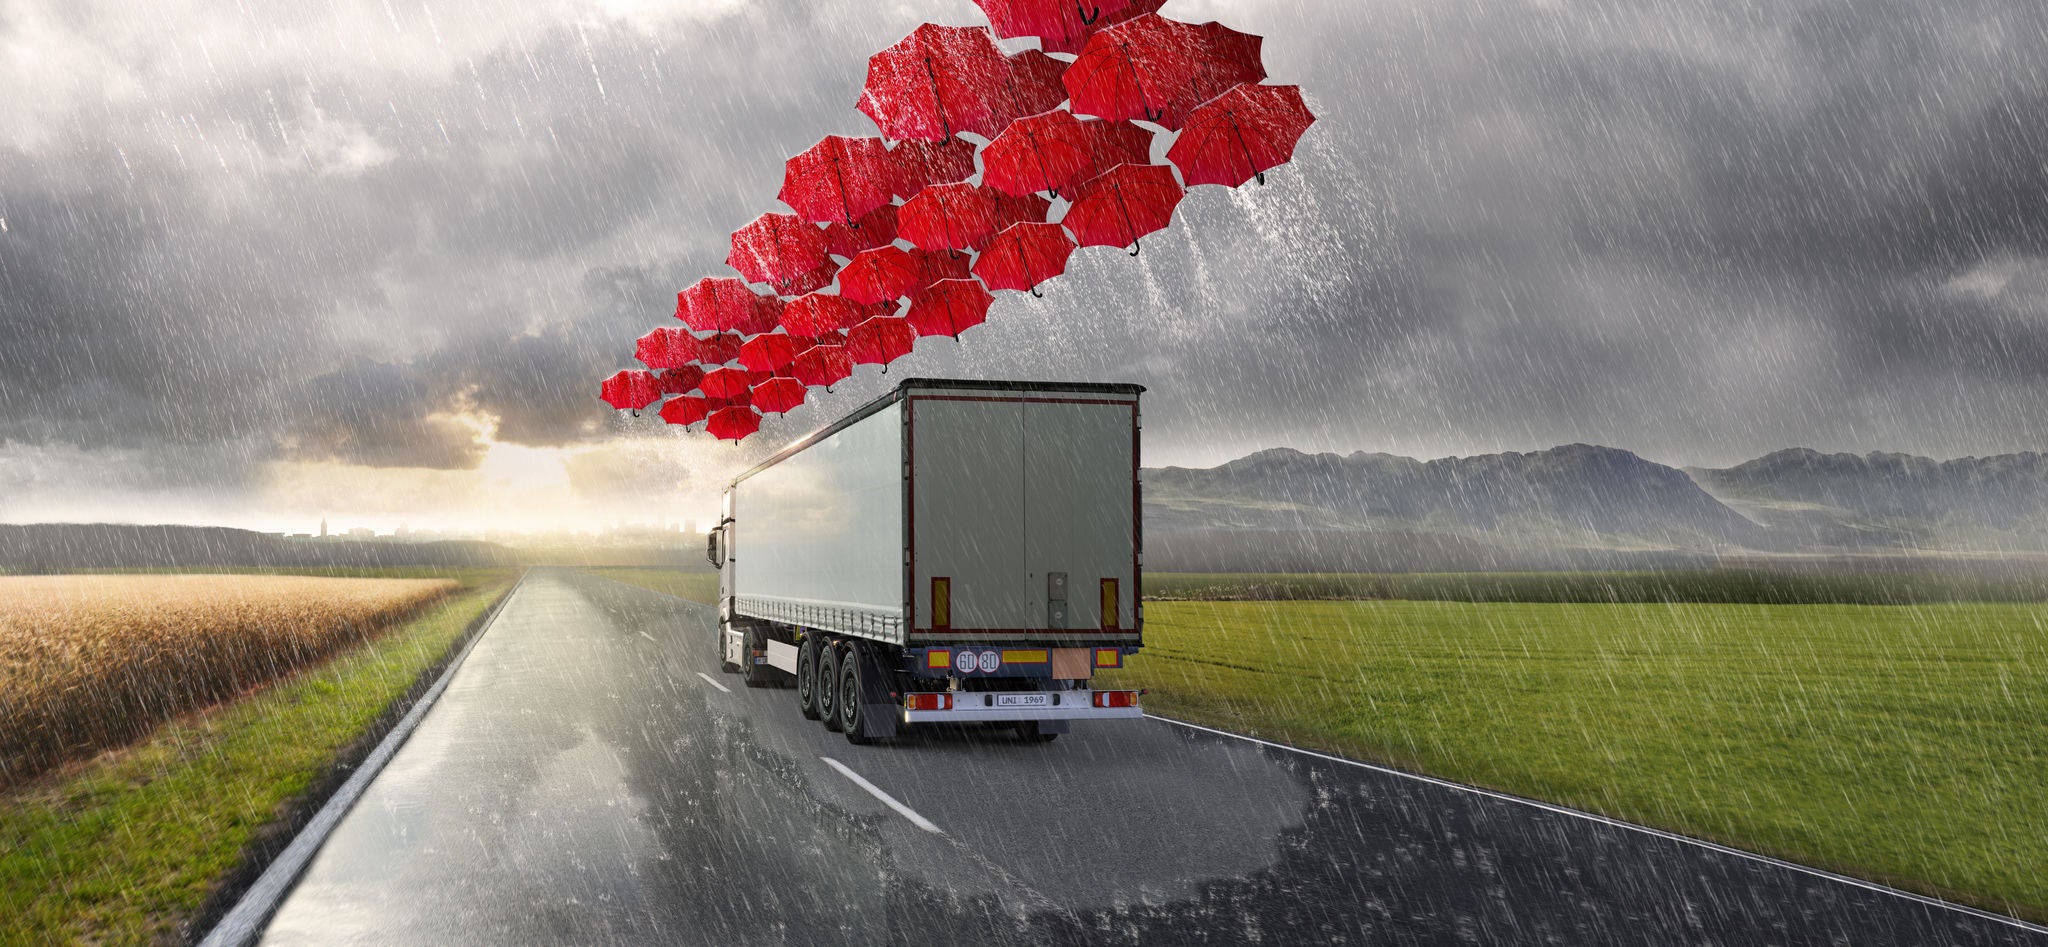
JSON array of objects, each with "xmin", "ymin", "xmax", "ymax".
[
  {"xmin": 199, "ymin": 572, "xmax": 528, "ymax": 947},
  {"xmin": 695, "ymin": 671, "xmax": 732, "ymax": 694},
  {"xmin": 821, "ymin": 757, "xmax": 944, "ymax": 834},
  {"xmin": 1146, "ymin": 714, "xmax": 2048, "ymax": 935}
]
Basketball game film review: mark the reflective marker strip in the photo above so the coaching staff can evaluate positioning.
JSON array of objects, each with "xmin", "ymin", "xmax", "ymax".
[
  {"xmin": 1094, "ymin": 648, "xmax": 1122, "ymax": 668},
  {"xmin": 931, "ymin": 577, "xmax": 951, "ymax": 629},
  {"xmin": 1100, "ymin": 578, "xmax": 1119, "ymax": 630},
  {"xmin": 1000, "ymin": 649, "xmax": 1048, "ymax": 664},
  {"xmin": 925, "ymin": 649, "xmax": 950, "ymax": 669}
]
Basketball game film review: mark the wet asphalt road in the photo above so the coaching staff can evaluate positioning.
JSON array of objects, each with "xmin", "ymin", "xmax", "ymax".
[{"xmin": 258, "ymin": 568, "xmax": 2045, "ymax": 946}]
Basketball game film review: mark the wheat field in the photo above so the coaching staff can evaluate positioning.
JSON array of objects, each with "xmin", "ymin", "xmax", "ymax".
[{"xmin": 0, "ymin": 574, "xmax": 457, "ymax": 786}]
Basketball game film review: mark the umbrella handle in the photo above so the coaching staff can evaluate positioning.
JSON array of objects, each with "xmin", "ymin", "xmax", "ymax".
[
  {"xmin": 1030, "ymin": 285, "xmax": 1044, "ymax": 298},
  {"xmin": 1128, "ymin": 240, "xmax": 1141, "ymax": 257},
  {"xmin": 1256, "ymin": 171, "xmax": 1267, "ymax": 186},
  {"xmin": 630, "ymin": 409, "xmax": 641, "ymax": 418},
  {"xmin": 1144, "ymin": 106, "xmax": 1163, "ymax": 123},
  {"xmin": 1078, "ymin": 4, "xmax": 1100, "ymax": 24}
]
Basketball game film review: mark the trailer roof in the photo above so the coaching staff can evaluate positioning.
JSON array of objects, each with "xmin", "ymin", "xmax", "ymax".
[{"xmin": 729, "ymin": 377, "xmax": 1145, "ymax": 487}]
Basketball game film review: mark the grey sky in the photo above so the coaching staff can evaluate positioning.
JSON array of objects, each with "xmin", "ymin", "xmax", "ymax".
[{"xmin": 2, "ymin": 0, "xmax": 2045, "ymax": 529}]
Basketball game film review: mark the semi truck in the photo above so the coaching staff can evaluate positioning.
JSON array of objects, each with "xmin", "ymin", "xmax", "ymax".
[{"xmin": 707, "ymin": 378, "xmax": 1145, "ymax": 744}]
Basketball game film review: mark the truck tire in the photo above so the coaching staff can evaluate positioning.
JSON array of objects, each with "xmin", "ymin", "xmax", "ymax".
[
  {"xmin": 1015, "ymin": 721, "xmax": 1059, "ymax": 743},
  {"xmin": 818, "ymin": 644, "xmax": 844, "ymax": 732},
  {"xmin": 796, "ymin": 637, "xmax": 821, "ymax": 720},
  {"xmin": 839, "ymin": 645, "xmax": 872, "ymax": 745},
  {"xmin": 743, "ymin": 627, "xmax": 774, "ymax": 688}
]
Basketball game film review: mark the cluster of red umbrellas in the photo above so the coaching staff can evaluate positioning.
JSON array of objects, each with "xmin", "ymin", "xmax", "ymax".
[{"xmin": 600, "ymin": 1, "xmax": 1317, "ymax": 443}]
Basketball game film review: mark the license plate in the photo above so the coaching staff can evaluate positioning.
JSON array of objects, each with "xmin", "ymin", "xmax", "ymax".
[{"xmin": 995, "ymin": 694, "xmax": 1049, "ymax": 708}]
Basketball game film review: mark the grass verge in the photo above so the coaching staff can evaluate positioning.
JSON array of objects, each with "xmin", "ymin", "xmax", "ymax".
[
  {"xmin": 589, "ymin": 566, "xmax": 718, "ymax": 605},
  {"xmin": 1144, "ymin": 570, "xmax": 2048, "ymax": 605},
  {"xmin": 1101, "ymin": 599, "xmax": 2048, "ymax": 922},
  {"xmin": 0, "ymin": 576, "xmax": 514, "ymax": 945}
]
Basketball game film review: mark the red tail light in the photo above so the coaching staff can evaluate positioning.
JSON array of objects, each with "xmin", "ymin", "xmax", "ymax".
[
  {"xmin": 1093, "ymin": 690, "xmax": 1139, "ymax": 709},
  {"xmin": 904, "ymin": 693, "xmax": 953, "ymax": 711}
]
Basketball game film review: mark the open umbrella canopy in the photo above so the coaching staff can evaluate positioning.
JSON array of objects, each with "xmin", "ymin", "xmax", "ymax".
[
  {"xmin": 706, "ymin": 406, "xmax": 762, "ymax": 443},
  {"xmin": 899, "ymin": 181, "xmax": 999, "ymax": 252},
  {"xmin": 780, "ymin": 293, "xmax": 863, "ymax": 337},
  {"xmin": 1064, "ymin": 14, "xmax": 1266, "ymax": 129},
  {"xmin": 1078, "ymin": 118, "xmax": 1157, "ymax": 170},
  {"xmin": 693, "ymin": 331, "xmax": 744, "ymax": 366},
  {"xmin": 727, "ymin": 212, "xmax": 828, "ymax": 287},
  {"xmin": 1167, "ymin": 83, "xmax": 1315, "ymax": 187},
  {"xmin": 790, "ymin": 344, "xmax": 855, "ymax": 388},
  {"xmin": 838, "ymin": 246, "xmax": 922, "ymax": 304},
  {"xmin": 988, "ymin": 49, "xmax": 1071, "ymax": 131},
  {"xmin": 992, "ymin": 190, "xmax": 1054, "ymax": 233},
  {"xmin": 737, "ymin": 333, "xmax": 803, "ymax": 373},
  {"xmin": 677, "ymin": 277, "xmax": 769, "ymax": 332},
  {"xmin": 857, "ymin": 24, "xmax": 1010, "ymax": 142},
  {"xmin": 634, "ymin": 327, "xmax": 698, "ymax": 369},
  {"xmin": 735, "ymin": 293, "xmax": 786, "ymax": 335},
  {"xmin": 659, "ymin": 365, "xmax": 706, "ymax": 394},
  {"xmin": 910, "ymin": 247, "xmax": 973, "ymax": 287},
  {"xmin": 973, "ymin": 221, "xmax": 1077, "ymax": 294},
  {"xmin": 822, "ymin": 204, "xmax": 899, "ymax": 259},
  {"xmin": 778, "ymin": 258, "xmax": 841, "ymax": 297},
  {"xmin": 780, "ymin": 135, "xmax": 896, "ymax": 225},
  {"xmin": 599, "ymin": 370, "xmax": 664, "ymax": 411},
  {"xmin": 659, "ymin": 395, "xmax": 712, "ymax": 427},
  {"xmin": 846, "ymin": 315, "xmax": 918, "ymax": 367},
  {"xmin": 905, "ymin": 278, "xmax": 995, "ymax": 338},
  {"xmin": 974, "ymin": 0, "xmax": 1143, "ymax": 54},
  {"xmin": 1062, "ymin": 162, "xmax": 1185, "ymax": 251},
  {"xmin": 889, "ymin": 138, "xmax": 979, "ymax": 200},
  {"xmin": 699, "ymin": 366, "xmax": 754, "ymax": 400},
  {"xmin": 982, "ymin": 110, "xmax": 1096, "ymax": 196},
  {"xmin": 750, "ymin": 376, "xmax": 808, "ymax": 415}
]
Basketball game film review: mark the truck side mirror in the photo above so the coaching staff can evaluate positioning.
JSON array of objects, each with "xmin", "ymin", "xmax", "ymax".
[{"xmin": 706, "ymin": 527, "xmax": 724, "ymax": 568}]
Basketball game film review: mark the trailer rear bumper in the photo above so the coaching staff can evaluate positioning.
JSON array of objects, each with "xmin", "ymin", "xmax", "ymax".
[{"xmin": 901, "ymin": 690, "xmax": 1142, "ymax": 723}]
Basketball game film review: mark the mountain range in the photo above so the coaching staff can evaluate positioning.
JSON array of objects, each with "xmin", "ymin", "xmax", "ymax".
[{"xmin": 1142, "ymin": 445, "xmax": 2048, "ymax": 572}]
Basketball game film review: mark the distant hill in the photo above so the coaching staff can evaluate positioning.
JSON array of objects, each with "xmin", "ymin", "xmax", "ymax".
[
  {"xmin": 0, "ymin": 524, "xmax": 521, "ymax": 573},
  {"xmin": 1143, "ymin": 444, "xmax": 1768, "ymax": 572},
  {"xmin": 1688, "ymin": 449, "xmax": 2048, "ymax": 551}
]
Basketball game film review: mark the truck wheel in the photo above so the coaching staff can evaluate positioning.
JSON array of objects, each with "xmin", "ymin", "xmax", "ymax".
[
  {"xmin": 796, "ymin": 638, "xmax": 821, "ymax": 719},
  {"xmin": 818, "ymin": 645, "xmax": 843, "ymax": 732},
  {"xmin": 743, "ymin": 628, "xmax": 773, "ymax": 688},
  {"xmin": 839, "ymin": 649, "xmax": 872, "ymax": 745},
  {"xmin": 1015, "ymin": 721, "xmax": 1059, "ymax": 743}
]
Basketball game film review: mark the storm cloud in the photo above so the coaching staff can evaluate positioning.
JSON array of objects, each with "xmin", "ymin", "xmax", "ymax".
[{"xmin": 2, "ymin": 0, "xmax": 2046, "ymax": 525}]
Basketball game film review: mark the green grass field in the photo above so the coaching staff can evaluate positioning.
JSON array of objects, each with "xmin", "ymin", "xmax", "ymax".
[
  {"xmin": 589, "ymin": 566, "xmax": 719, "ymax": 605},
  {"xmin": 1101, "ymin": 598, "xmax": 2048, "ymax": 921},
  {"xmin": 0, "ymin": 572, "xmax": 514, "ymax": 945},
  {"xmin": 1145, "ymin": 569, "xmax": 2048, "ymax": 604}
]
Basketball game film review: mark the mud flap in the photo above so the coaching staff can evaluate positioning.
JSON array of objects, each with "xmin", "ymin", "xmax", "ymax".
[{"xmin": 851, "ymin": 643, "xmax": 899, "ymax": 740}]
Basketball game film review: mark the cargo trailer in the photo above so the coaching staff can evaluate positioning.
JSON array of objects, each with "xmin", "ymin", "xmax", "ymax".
[{"xmin": 707, "ymin": 378, "xmax": 1145, "ymax": 743}]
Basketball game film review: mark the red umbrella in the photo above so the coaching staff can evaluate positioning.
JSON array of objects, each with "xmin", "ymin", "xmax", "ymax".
[
  {"xmin": 737, "ymin": 333, "xmax": 802, "ymax": 373},
  {"xmin": 1064, "ymin": 15, "xmax": 1266, "ymax": 129},
  {"xmin": 1078, "ymin": 118, "xmax": 1156, "ymax": 171},
  {"xmin": 781, "ymin": 293, "xmax": 862, "ymax": 337},
  {"xmin": 839, "ymin": 246, "xmax": 921, "ymax": 305},
  {"xmin": 846, "ymin": 315, "xmax": 917, "ymax": 368},
  {"xmin": 823, "ymin": 204, "xmax": 899, "ymax": 258},
  {"xmin": 973, "ymin": 221, "xmax": 1076, "ymax": 296},
  {"xmin": 906, "ymin": 279, "xmax": 995, "ymax": 338},
  {"xmin": 982, "ymin": 110, "xmax": 1095, "ymax": 197},
  {"xmin": 735, "ymin": 293, "xmax": 786, "ymax": 335},
  {"xmin": 899, "ymin": 182, "xmax": 999, "ymax": 252},
  {"xmin": 599, "ymin": 370, "xmax": 664, "ymax": 411},
  {"xmin": 911, "ymin": 248, "xmax": 972, "ymax": 287},
  {"xmin": 857, "ymin": 24, "xmax": 1010, "ymax": 142},
  {"xmin": 790, "ymin": 344, "xmax": 855, "ymax": 389},
  {"xmin": 700, "ymin": 366, "xmax": 754, "ymax": 400},
  {"xmin": 779, "ymin": 258, "xmax": 841, "ymax": 297},
  {"xmin": 706, "ymin": 406, "xmax": 762, "ymax": 443},
  {"xmin": 1033, "ymin": 0, "xmax": 1168, "ymax": 54},
  {"xmin": 889, "ymin": 138, "xmax": 979, "ymax": 200},
  {"xmin": 659, "ymin": 395, "xmax": 712, "ymax": 427},
  {"xmin": 727, "ymin": 212, "xmax": 828, "ymax": 288},
  {"xmin": 677, "ymin": 277, "xmax": 766, "ymax": 332},
  {"xmin": 660, "ymin": 365, "xmax": 706, "ymax": 395},
  {"xmin": 974, "ymin": 0, "xmax": 1135, "ymax": 53},
  {"xmin": 694, "ymin": 331, "xmax": 743, "ymax": 366},
  {"xmin": 992, "ymin": 191, "xmax": 1054, "ymax": 234},
  {"xmin": 987, "ymin": 49, "xmax": 1070, "ymax": 131},
  {"xmin": 635, "ymin": 327, "xmax": 697, "ymax": 369},
  {"xmin": 780, "ymin": 135, "xmax": 896, "ymax": 225},
  {"xmin": 1167, "ymin": 84, "xmax": 1316, "ymax": 187},
  {"xmin": 1062, "ymin": 162, "xmax": 1184, "ymax": 254},
  {"xmin": 751, "ymin": 377, "xmax": 809, "ymax": 415}
]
